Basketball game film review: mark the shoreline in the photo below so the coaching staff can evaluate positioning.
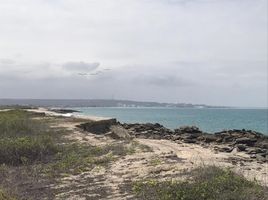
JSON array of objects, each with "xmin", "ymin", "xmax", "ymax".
[
  {"xmin": 26, "ymin": 107, "xmax": 111, "ymax": 121},
  {"xmin": 28, "ymin": 107, "xmax": 268, "ymax": 164},
  {"xmin": 69, "ymin": 106, "xmax": 268, "ymax": 135}
]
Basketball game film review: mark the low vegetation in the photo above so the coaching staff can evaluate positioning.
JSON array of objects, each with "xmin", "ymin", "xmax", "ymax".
[
  {"xmin": 133, "ymin": 166, "xmax": 268, "ymax": 200},
  {"xmin": 149, "ymin": 156, "xmax": 162, "ymax": 166},
  {"xmin": 0, "ymin": 109, "xmax": 142, "ymax": 199},
  {"xmin": 45, "ymin": 142, "xmax": 139, "ymax": 176},
  {"xmin": 0, "ymin": 110, "xmax": 58, "ymax": 165},
  {"xmin": 0, "ymin": 105, "xmax": 36, "ymax": 110},
  {"xmin": 0, "ymin": 189, "xmax": 15, "ymax": 200}
]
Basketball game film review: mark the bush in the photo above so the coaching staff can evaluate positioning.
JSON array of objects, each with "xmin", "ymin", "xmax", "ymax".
[
  {"xmin": 133, "ymin": 166, "xmax": 267, "ymax": 200},
  {"xmin": 0, "ymin": 110, "xmax": 58, "ymax": 165},
  {"xmin": 0, "ymin": 110, "xmax": 46, "ymax": 137},
  {"xmin": 0, "ymin": 136, "xmax": 57, "ymax": 165},
  {"xmin": 0, "ymin": 189, "xmax": 15, "ymax": 200}
]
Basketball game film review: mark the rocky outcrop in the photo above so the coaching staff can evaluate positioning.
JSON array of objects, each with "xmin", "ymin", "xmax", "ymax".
[
  {"xmin": 50, "ymin": 109, "xmax": 80, "ymax": 114},
  {"xmin": 121, "ymin": 123, "xmax": 268, "ymax": 162},
  {"xmin": 121, "ymin": 123, "xmax": 174, "ymax": 139},
  {"xmin": 213, "ymin": 130, "xmax": 268, "ymax": 159},
  {"xmin": 105, "ymin": 125, "xmax": 133, "ymax": 140},
  {"xmin": 77, "ymin": 120, "xmax": 267, "ymax": 162},
  {"xmin": 77, "ymin": 119, "xmax": 117, "ymax": 134}
]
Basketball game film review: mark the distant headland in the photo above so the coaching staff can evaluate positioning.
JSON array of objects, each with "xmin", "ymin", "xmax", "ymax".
[{"xmin": 0, "ymin": 98, "xmax": 228, "ymax": 108}]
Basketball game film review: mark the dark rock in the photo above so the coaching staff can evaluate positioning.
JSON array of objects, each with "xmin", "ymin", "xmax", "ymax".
[
  {"xmin": 121, "ymin": 122, "xmax": 174, "ymax": 138},
  {"xmin": 105, "ymin": 125, "xmax": 132, "ymax": 140},
  {"xmin": 50, "ymin": 109, "xmax": 80, "ymax": 114},
  {"xmin": 202, "ymin": 134, "xmax": 218, "ymax": 143},
  {"xmin": 257, "ymin": 142, "xmax": 268, "ymax": 149},
  {"xmin": 218, "ymin": 146, "xmax": 234, "ymax": 153},
  {"xmin": 257, "ymin": 152, "xmax": 268, "ymax": 157},
  {"xmin": 171, "ymin": 135, "xmax": 181, "ymax": 141},
  {"xmin": 235, "ymin": 137, "xmax": 257, "ymax": 146},
  {"xmin": 77, "ymin": 118, "xmax": 117, "ymax": 134},
  {"xmin": 247, "ymin": 148, "xmax": 265, "ymax": 154},
  {"xmin": 163, "ymin": 135, "xmax": 172, "ymax": 140},
  {"xmin": 250, "ymin": 154, "xmax": 257, "ymax": 159},
  {"xmin": 174, "ymin": 126, "xmax": 202, "ymax": 134},
  {"xmin": 222, "ymin": 136, "xmax": 234, "ymax": 143},
  {"xmin": 152, "ymin": 135, "xmax": 162, "ymax": 140},
  {"xmin": 183, "ymin": 139, "xmax": 196, "ymax": 144},
  {"xmin": 236, "ymin": 144, "xmax": 247, "ymax": 152},
  {"xmin": 214, "ymin": 130, "xmax": 228, "ymax": 135},
  {"xmin": 256, "ymin": 154, "xmax": 267, "ymax": 162},
  {"xmin": 182, "ymin": 134, "xmax": 200, "ymax": 140}
]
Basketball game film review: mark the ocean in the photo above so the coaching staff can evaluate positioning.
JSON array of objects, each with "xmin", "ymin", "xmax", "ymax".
[{"xmin": 74, "ymin": 107, "xmax": 268, "ymax": 135}]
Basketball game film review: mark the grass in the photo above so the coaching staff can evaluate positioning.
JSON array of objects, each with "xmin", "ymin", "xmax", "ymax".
[
  {"xmin": 0, "ymin": 110, "xmax": 58, "ymax": 165},
  {"xmin": 133, "ymin": 166, "xmax": 268, "ymax": 200},
  {"xmin": 0, "ymin": 110, "xmax": 51, "ymax": 140},
  {"xmin": 149, "ymin": 157, "xmax": 162, "ymax": 166},
  {"xmin": 45, "ymin": 143, "xmax": 127, "ymax": 176},
  {"xmin": 0, "ymin": 105, "xmax": 36, "ymax": 110},
  {"xmin": 129, "ymin": 140, "xmax": 153, "ymax": 153},
  {"xmin": 0, "ymin": 189, "xmax": 15, "ymax": 200},
  {"xmin": 0, "ymin": 136, "xmax": 57, "ymax": 165}
]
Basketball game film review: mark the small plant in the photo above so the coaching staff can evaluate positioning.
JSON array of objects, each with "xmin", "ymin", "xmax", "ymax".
[
  {"xmin": 130, "ymin": 140, "xmax": 152, "ymax": 153},
  {"xmin": 0, "ymin": 188, "xmax": 15, "ymax": 200},
  {"xmin": 0, "ymin": 136, "xmax": 57, "ymax": 165},
  {"xmin": 0, "ymin": 110, "xmax": 46, "ymax": 137},
  {"xmin": 133, "ymin": 166, "xmax": 268, "ymax": 200},
  {"xmin": 149, "ymin": 157, "xmax": 162, "ymax": 166}
]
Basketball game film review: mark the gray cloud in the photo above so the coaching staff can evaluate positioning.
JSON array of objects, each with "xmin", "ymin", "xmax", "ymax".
[
  {"xmin": 0, "ymin": 59, "xmax": 16, "ymax": 65},
  {"xmin": 133, "ymin": 74, "xmax": 194, "ymax": 87},
  {"xmin": 62, "ymin": 62, "xmax": 100, "ymax": 72},
  {"xmin": 0, "ymin": 60, "xmax": 100, "ymax": 79}
]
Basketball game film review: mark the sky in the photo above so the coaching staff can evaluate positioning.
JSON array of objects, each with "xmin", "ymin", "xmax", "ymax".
[{"xmin": 0, "ymin": 0, "xmax": 267, "ymax": 107}]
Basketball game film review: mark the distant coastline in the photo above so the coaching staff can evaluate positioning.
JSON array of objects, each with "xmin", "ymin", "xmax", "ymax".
[{"xmin": 0, "ymin": 98, "xmax": 231, "ymax": 108}]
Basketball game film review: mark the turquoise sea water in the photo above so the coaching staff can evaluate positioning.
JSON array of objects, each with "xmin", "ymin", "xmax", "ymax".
[{"xmin": 74, "ymin": 107, "xmax": 268, "ymax": 135}]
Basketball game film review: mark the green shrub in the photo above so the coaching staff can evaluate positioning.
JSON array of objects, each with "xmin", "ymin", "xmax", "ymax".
[
  {"xmin": 0, "ymin": 110, "xmax": 50, "ymax": 140},
  {"xmin": 0, "ymin": 110, "xmax": 59, "ymax": 165},
  {"xmin": 47, "ymin": 144, "xmax": 101, "ymax": 174},
  {"xmin": 133, "ymin": 166, "xmax": 267, "ymax": 200},
  {"xmin": 0, "ymin": 136, "xmax": 57, "ymax": 165},
  {"xmin": 0, "ymin": 188, "xmax": 15, "ymax": 200}
]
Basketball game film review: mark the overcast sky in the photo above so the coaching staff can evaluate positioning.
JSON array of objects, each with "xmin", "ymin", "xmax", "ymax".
[{"xmin": 0, "ymin": 0, "xmax": 267, "ymax": 107}]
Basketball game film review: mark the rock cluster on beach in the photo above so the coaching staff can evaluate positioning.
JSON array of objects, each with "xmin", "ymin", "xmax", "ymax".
[
  {"xmin": 121, "ymin": 123, "xmax": 268, "ymax": 162},
  {"xmin": 77, "ymin": 120, "xmax": 267, "ymax": 162},
  {"xmin": 77, "ymin": 118, "xmax": 117, "ymax": 134},
  {"xmin": 49, "ymin": 109, "xmax": 80, "ymax": 114},
  {"xmin": 122, "ymin": 123, "xmax": 173, "ymax": 140}
]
